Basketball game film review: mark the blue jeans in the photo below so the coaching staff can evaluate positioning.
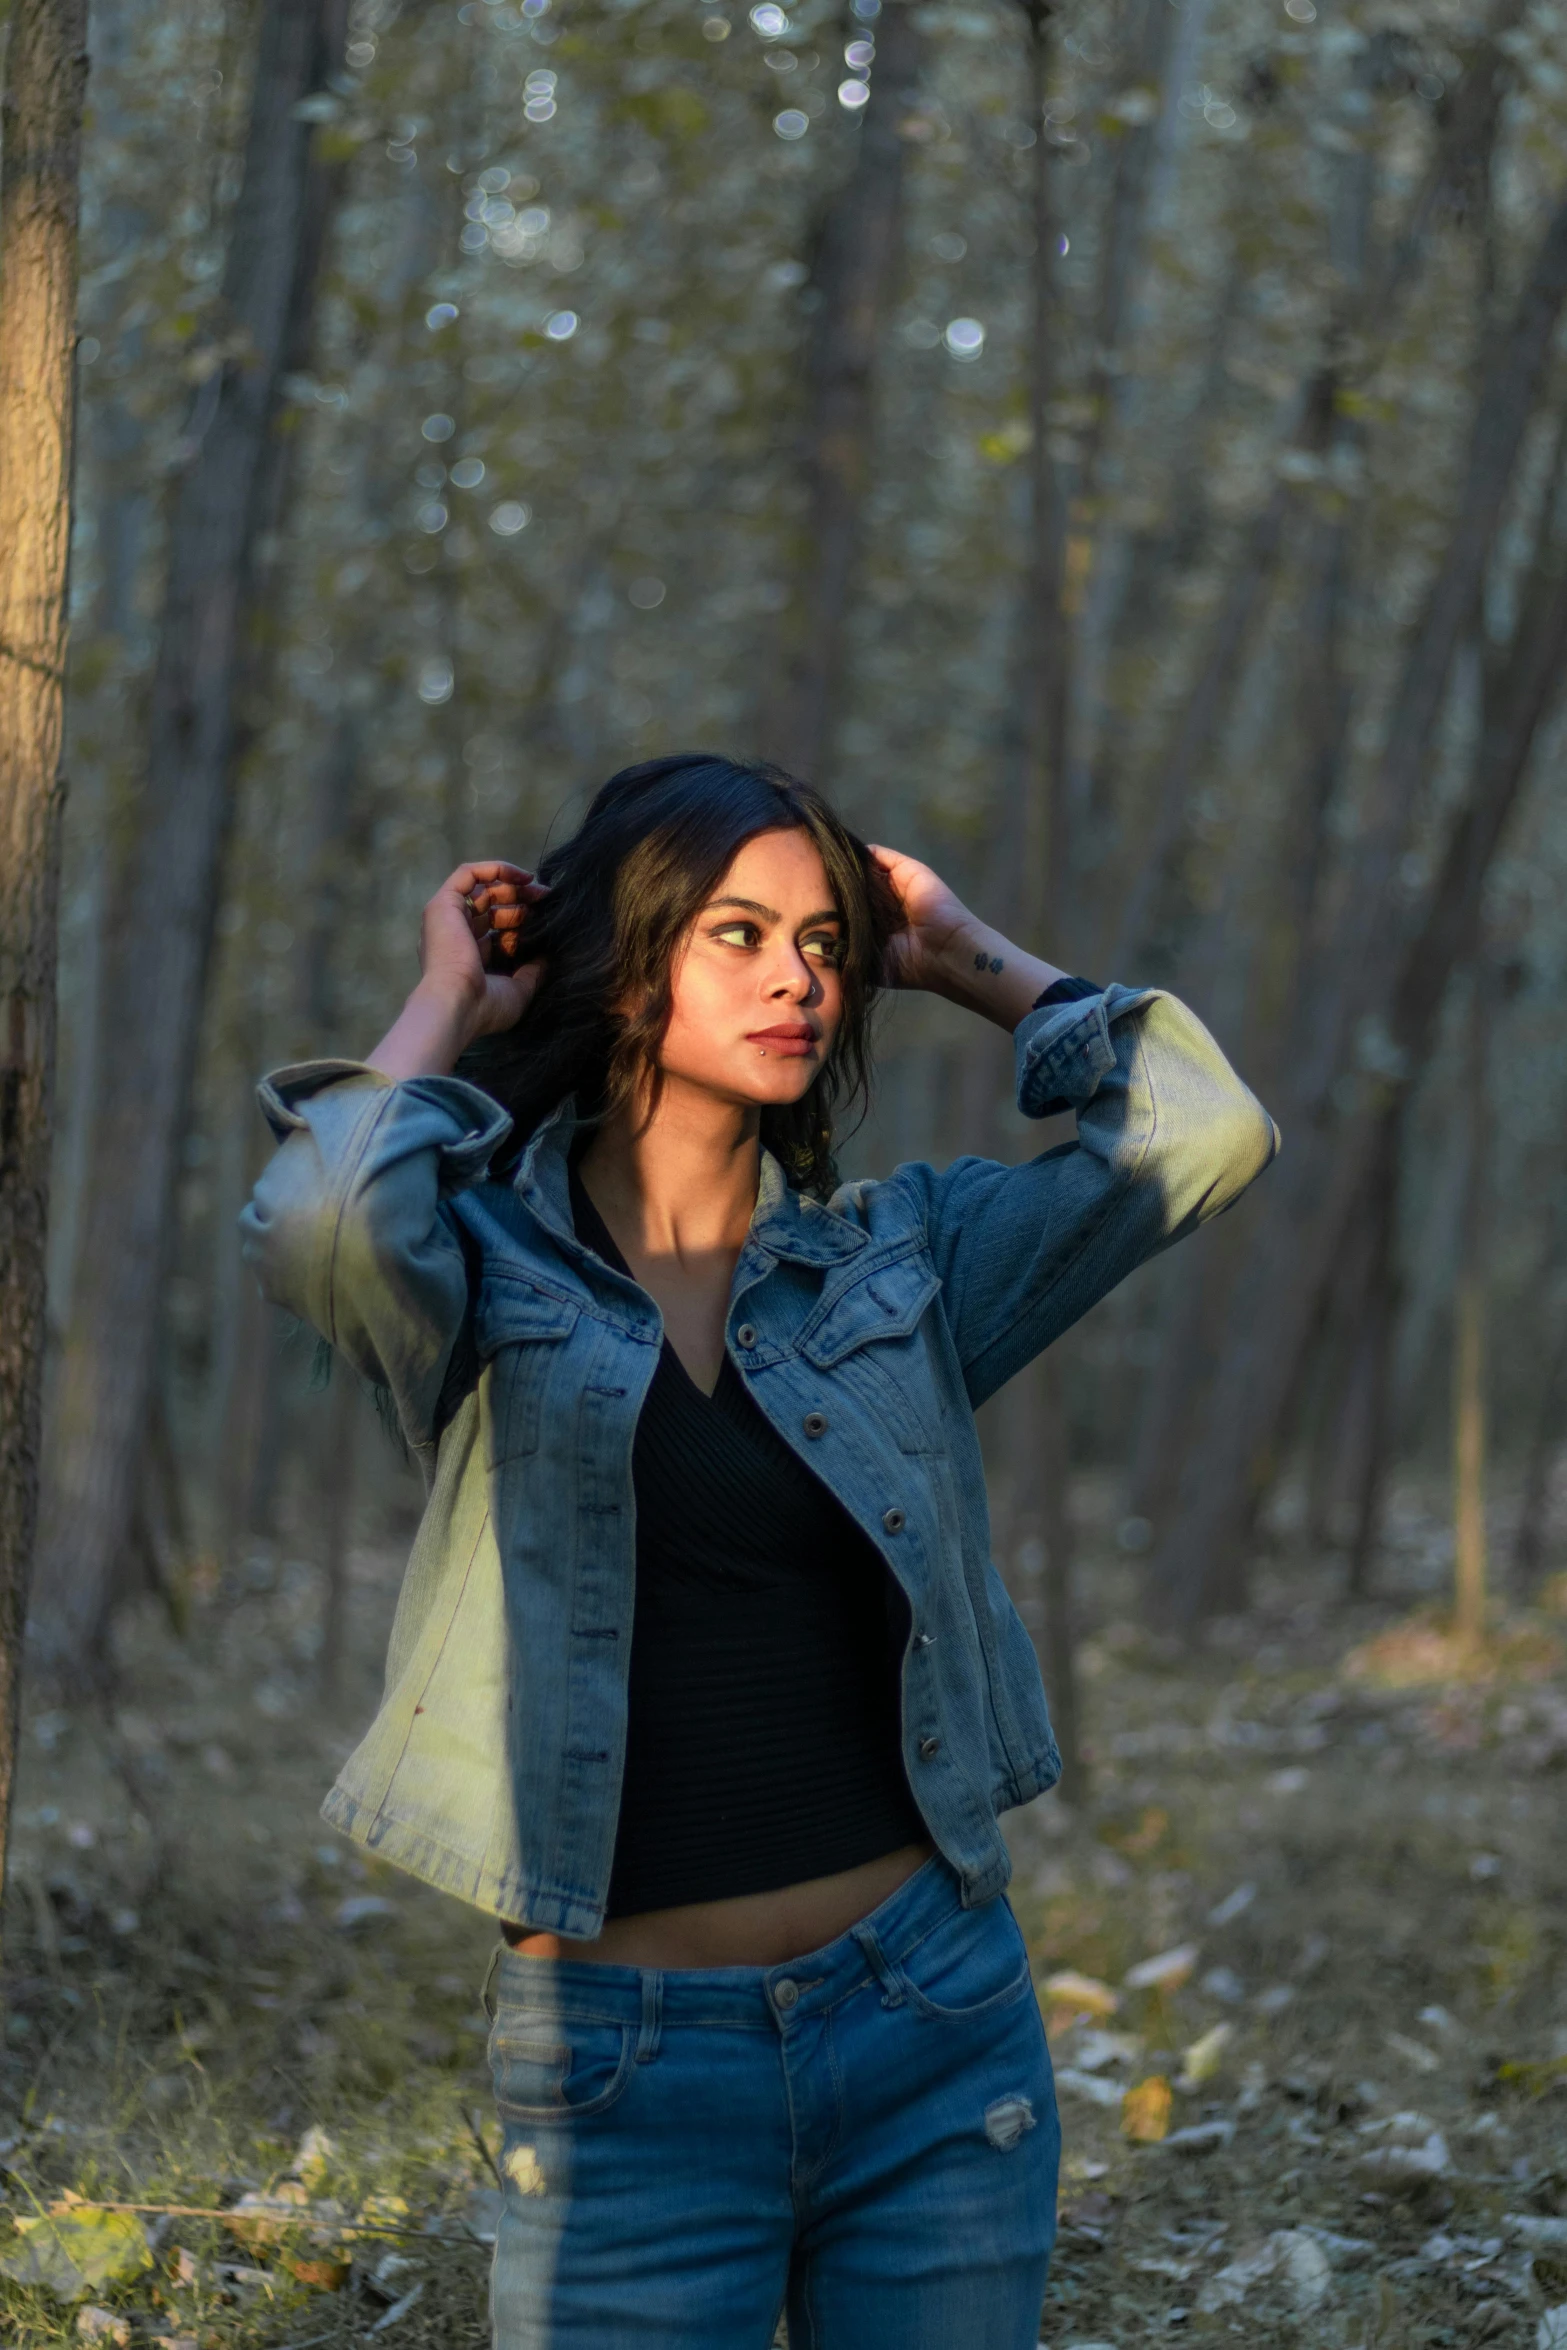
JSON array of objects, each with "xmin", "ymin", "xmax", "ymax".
[{"xmin": 484, "ymin": 1856, "xmax": 1058, "ymax": 2347}]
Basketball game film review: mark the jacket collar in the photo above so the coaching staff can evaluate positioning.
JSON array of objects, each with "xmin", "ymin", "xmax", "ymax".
[{"xmin": 512, "ymin": 1095, "xmax": 869, "ymax": 1271}]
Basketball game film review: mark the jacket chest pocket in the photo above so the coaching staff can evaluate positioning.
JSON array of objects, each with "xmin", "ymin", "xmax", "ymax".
[
  {"xmin": 797, "ymin": 1256, "xmax": 944, "ymax": 1456},
  {"xmin": 475, "ymin": 1275, "xmax": 581, "ymax": 1463}
]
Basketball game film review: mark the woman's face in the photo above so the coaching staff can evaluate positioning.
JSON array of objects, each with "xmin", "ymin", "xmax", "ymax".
[{"xmin": 657, "ymin": 826, "xmax": 845, "ymax": 1110}]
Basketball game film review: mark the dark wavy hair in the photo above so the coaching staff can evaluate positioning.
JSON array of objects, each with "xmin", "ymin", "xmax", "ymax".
[{"xmin": 455, "ymin": 754, "xmax": 905, "ymax": 1196}]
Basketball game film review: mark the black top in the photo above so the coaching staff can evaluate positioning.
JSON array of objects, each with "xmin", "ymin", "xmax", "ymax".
[{"xmin": 567, "ymin": 1153, "xmax": 925, "ymax": 1917}]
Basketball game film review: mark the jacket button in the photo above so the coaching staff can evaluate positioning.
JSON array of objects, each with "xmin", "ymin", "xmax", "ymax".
[
  {"xmin": 882, "ymin": 1506, "xmax": 906, "ymax": 1534},
  {"xmin": 915, "ymin": 1629, "xmax": 936, "ymax": 1648},
  {"xmin": 919, "ymin": 1736, "xmax": 941, "ymax": 1761},
  {"xmin": 803, "ymin": 1411, "xmax": 828, "ymax": 1438},
  {"xmin": 737, "ymin": 1323, "xmax": 758, "ymax": 1348}
]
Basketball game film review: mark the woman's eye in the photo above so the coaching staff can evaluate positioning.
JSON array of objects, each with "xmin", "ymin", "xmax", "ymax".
[
  {"xmin": 711, "ymin": 923, "xmax": 758, "ymax": 948},
  {"xmin": 803, "ymin": 935, "xmax": 843, "ymax": 964}
]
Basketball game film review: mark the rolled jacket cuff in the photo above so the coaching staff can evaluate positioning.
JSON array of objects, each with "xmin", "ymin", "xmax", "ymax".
[
  {"xmin": 1012, "ymin": 982, "xmax": 1156, "ymax": 1119},
  {"xmin": 255, "ymin": 1058, "xmax": 513, "ymax": 1187}
]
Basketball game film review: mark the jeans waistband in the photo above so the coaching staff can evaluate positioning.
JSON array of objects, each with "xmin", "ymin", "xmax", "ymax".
[{"xmin": 486, "ymin": 1855, "xmax": 984, "ymax": 2031}]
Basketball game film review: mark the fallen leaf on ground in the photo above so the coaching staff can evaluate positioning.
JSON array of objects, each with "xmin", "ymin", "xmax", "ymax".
[
  {"xmin": 284, "ymin": 2248, "xmax": 352, "ymax": 2289},
  {"xmin": 1386, "ymin": 2030, "xmax": 1442, "ymax": 2073},
  {"xmin": 75, "ymin": 2310, "xmax": 129, "ymax": 2345},
  {"xmin": 335, "ymin": 1894, "xmax": 396, "ymax": 1932},
  {"xmin": 1124, "ymin": 1944, "xmax": 1198, "ymax": 1993},
  {"xmin": 1178, "ymin": 2021, "xmax": 1233, "ymax": 2089},
  {"xmin": 1057, "ymin": 2067, "xmax": 1126, "ymax": 2109},
  {"xmin": 291, "ymin": 2123, "xmax": 337, "ymax": 2188},
  {"xmin": 223, "ymin": 2183, "xmax": 311, "ymax": 2246},
  {"xmin": 1198, "ymin": 2229, "xmax": 1332, "ymax": 2314},
  {"xmin": 1070, "ymin": 2028, "xmax": 1143, "ymax": 2072},
  {"xmin": 1121, "ymin": 2075, "xmax": 1172, "ymax": 2142},
  {"xmin": 1040, "ymin": 1971, "xmax": 1120, "ymax": 2030},
  {"xmin": 1507, "ymin": 2216, "xmax": 1567, "ymax": 2249},
  {"xmin": 1356, "ymin": 2110, "xmax": 1452, "ymax": 2185},
  {"xmin": 1160, "ymin": 2117, "xmax": 1236, "ymax": 2153},
  {"xmin": 0, "ymin": 2208, "xmax": 151, "ymax": 2300}
]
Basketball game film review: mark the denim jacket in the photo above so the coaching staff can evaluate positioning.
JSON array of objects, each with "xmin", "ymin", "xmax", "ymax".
[{"xmin": 240, "ymin": 985, "xmax": 1277, "ymax": 1935}]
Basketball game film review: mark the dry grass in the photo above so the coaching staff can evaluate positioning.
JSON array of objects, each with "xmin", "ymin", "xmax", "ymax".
[{"xmin": 1, "ymin": 1493, "xmax": 1562, "ymax": 2347}]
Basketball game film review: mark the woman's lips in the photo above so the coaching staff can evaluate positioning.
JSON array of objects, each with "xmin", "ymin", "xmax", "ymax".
[{"xmin": 748, "ymin": 1026, "xmax": 817, "ymax": 1057}]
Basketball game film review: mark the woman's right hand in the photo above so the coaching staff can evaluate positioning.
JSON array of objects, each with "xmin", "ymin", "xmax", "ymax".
[{"xmin": 419, "ymin": 859, "xmax": 550, "ymax": 1042}]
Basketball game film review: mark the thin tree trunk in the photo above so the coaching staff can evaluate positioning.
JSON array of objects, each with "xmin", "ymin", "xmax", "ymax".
[
  {"xmin": 1452, "ymin": 962, "xmax": 1491, "ymax": 1645},
  {"xmin": 0, "ymin": 0, "xmax": 88, "ymax": 1905},
  {"xmin": 33, "ymin": 0, "xmax": 346, "ymax": 1682},
  {"xmin": 1345, "ymin": 1113, "xmax": 1400, "ymax": 1596},
  {"xmin": 1002, "ymin": 0, "xmax": 1084, "ymax": 1792},
  {"xmin": 767, "ymin": 0, "xmax": 920, "ymax": 783},
  {"xmin": 318, "ymin": 1363, "xmax": 357, "ymax": 1696},
  {"xmin": 1513, "ymin": 1305, "xmax": 1567, "ymax": 1591}
]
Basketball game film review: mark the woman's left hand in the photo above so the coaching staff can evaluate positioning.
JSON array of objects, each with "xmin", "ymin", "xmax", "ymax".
[
  {"xmin": 866, "ymin": 841, "xmax": 1069, "ymax": 1029},
  {"xmin": 866, "ymin": 844, "xmax": 976, "ymax": 992}
]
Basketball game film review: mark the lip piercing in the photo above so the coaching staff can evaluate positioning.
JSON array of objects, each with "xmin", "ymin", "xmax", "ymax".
[{"xmin": 758, "ymin": 1047, "xmax": 767, "ymax": 1056}]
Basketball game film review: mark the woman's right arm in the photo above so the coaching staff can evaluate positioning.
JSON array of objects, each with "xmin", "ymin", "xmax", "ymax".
[{"xmin": 238, "ymin": 862, "xmax": 546, "ymax": 1453}]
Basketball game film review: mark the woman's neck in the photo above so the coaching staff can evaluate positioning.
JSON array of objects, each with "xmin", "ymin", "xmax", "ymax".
[{"xmin": 574, "ymin": 1083, "xmax": 762, "ymax": 1268}]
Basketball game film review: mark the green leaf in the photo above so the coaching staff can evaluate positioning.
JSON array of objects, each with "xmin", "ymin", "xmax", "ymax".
[{"xmin": 0, "ymin": 2209, "xmax": 153, "ymax": 2301}]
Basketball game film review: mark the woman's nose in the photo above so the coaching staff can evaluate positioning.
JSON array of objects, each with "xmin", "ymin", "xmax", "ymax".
[{"xmin": 768, "ymin": 952, "xmax": 817, "ymax": 1001}]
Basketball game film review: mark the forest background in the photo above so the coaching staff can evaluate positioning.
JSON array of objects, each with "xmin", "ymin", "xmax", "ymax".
[
  {"xmin": 0, "ymin": 0, "xmax": 1564, "ymax": 2336},
  {"xmin": 15, "ymin": 0, "xmax": 1567, "ymax": 1694}
]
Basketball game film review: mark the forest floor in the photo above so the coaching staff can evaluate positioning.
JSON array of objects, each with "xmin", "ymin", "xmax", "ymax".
[{"xmin": 0, "ymin": 1482, "xmax": 1563, "ymax": 2350}]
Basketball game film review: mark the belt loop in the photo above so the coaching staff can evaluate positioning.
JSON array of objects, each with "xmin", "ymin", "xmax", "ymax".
[
  {"xmin": 851, "ymin": 1922, "xmax": 904, "ymax": 2008},
  {"xmin": 635, "ymin": 1970, "xmax": 664, "ymax": 2063},
  {"xmin": 480, "ymin": 1939, "xmax": 504, "ymax": 2026}
]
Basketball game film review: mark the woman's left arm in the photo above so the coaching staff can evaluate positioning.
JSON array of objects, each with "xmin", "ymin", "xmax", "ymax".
[{"xmin": 869, "ymin": 848, "xmax": 1281, "ymax": 1410}]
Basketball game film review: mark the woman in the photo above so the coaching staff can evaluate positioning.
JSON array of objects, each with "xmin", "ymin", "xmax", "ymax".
[{"xmin": 242, "ymin": 752, "xmax": 1277, "ymax": 2349}]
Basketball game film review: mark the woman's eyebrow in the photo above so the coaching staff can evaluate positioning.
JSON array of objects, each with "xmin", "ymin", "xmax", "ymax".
[{"xmin": 703, "ymin": 896, "xmax": 843, "ymax": 925}]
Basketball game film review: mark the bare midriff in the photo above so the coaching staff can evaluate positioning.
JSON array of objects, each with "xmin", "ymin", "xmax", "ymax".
[{"xmin": 504, "ymin": 1840, "xmax": 936, "ymax": 1969}]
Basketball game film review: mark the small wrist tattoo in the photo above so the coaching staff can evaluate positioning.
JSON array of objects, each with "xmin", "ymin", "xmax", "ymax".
[{"xmin": 972, "ymin": 951, "xmax": 1004, "ymax": 975}]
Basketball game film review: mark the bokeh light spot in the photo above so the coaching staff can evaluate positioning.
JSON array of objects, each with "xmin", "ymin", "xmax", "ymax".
[
  {"xmin": 422, "ymin": 412, "xmax": 456, "ymax": 441},
  {"xmin": 773, "ymin": 107, "xmax": 809, "ymax": 137},
  {"xmin": 489, "ymin": 501, "xmax": 531, "ymax": 535},
  {"xmin": 944, "ymin": 316, "xmax": 985, "ymax": 359}
]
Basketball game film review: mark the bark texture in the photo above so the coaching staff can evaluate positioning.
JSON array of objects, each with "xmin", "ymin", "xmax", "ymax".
[
  {"xmin": 32, "ymin": 0, "xmax": 344, "ymax": 1680},
  {"xmin": 0, "ymin": 0, "xmax": 89, "ymax": 1894},
  {"xmin": 1004, "ymin": 0, "xmax": 1084, "ymax": 1792},
  {"xmin": 767, "ymin": 1, "xmax": 919, "ymax": 784},
  {"xmin": 1150, "ymin": 187, "xmax": 1567, "ymax": 1623}
]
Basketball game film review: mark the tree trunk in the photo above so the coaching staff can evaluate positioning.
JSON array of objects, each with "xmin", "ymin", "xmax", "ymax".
[
  {"xmin": 317, "ymin": 1363, "xmax": 358, "ymax": 1697},
  {"xmin": 1345, "ymin": 1113, "xmax": 1400, "ymax": 1597},
  {"xmin": 999, "ymin": 0, "xmax": 1084, "ymax": 1792},
  {"xmin": 1452, "ymin": 962, "xmax": 1491, "ymax": 1644},
  {"xmin": 32, "ymin": 0, "xmax": 346, "ymax": 1682},
  {"xmin": 1108, "ymin": 473, "xmax": 1292, "ymax": 972},
  {"xmin": 766, "ymin": 0, "xmax": 920, "ymax": 784},
  {"xmin": 1150, "ymin": 230, "xmax": 1567, "ymax": 1628},
  {"xmin": 0, "ymin": 0, "xmax": 88, "ymax": 1907},
  {"xmin": 1512, "ymin": 1303, "xmax": 1567, "ymax": 1592}
]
